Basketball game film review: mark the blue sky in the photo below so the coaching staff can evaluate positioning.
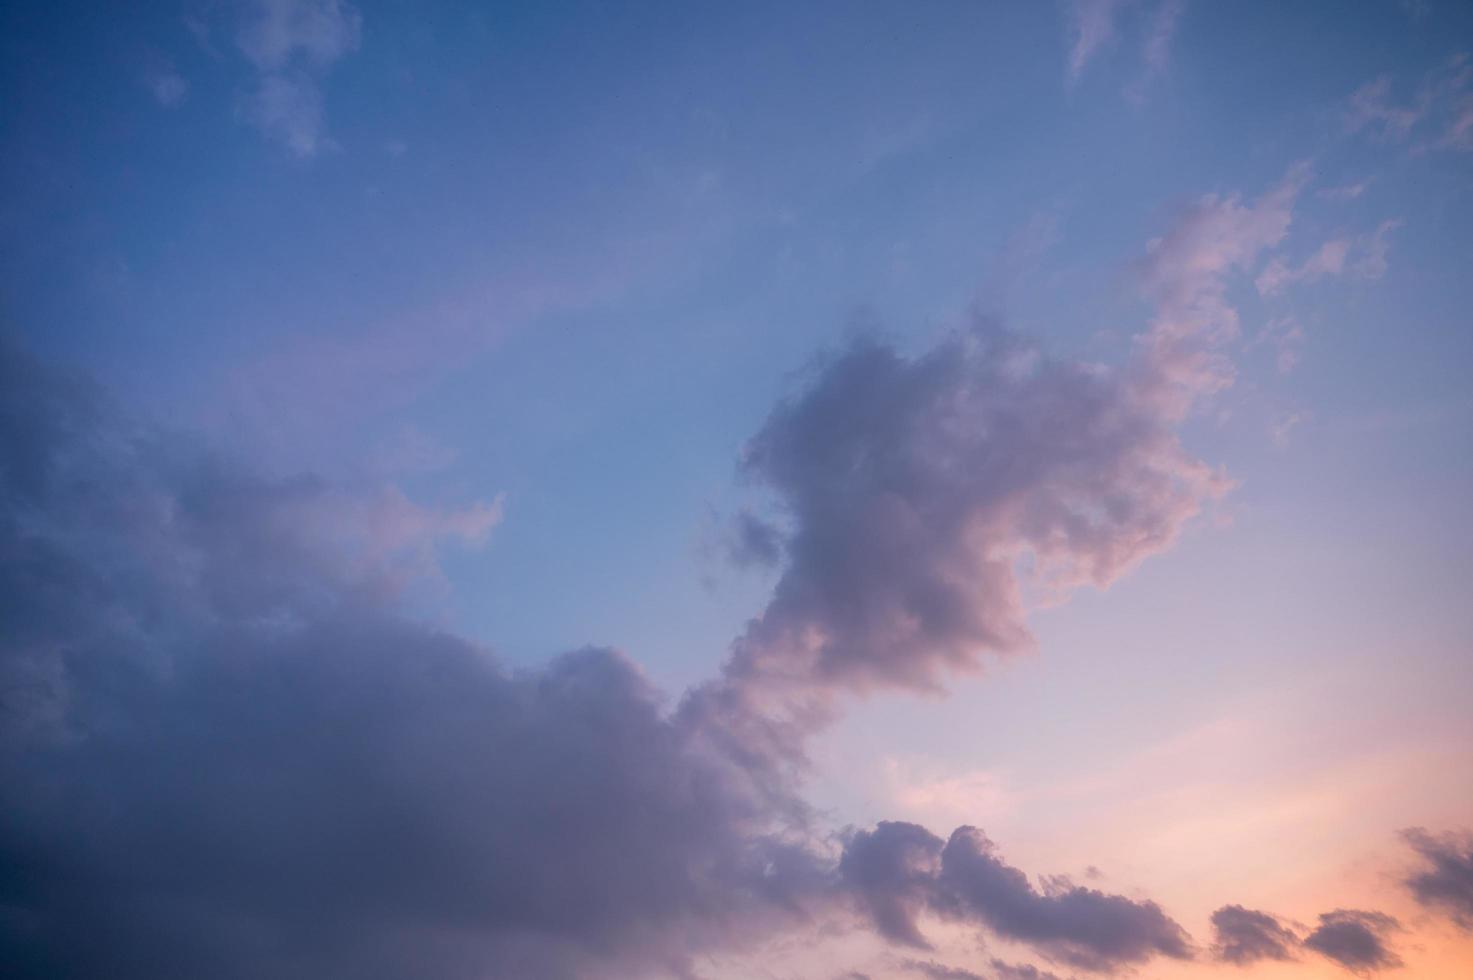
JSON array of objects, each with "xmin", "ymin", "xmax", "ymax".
[{"xmin": 3, "ymin": 2, "xmax": 1473, "ymax": 978}]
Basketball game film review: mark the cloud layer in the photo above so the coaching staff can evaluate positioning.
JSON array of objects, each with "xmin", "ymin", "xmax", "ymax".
[{"xmin": 0, "ymin": 161, "xmax": 1452, "ymax": 977}]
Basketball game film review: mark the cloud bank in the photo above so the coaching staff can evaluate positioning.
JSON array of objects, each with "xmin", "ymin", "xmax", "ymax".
[{"xmin": 0, "ymin": 166, "xmax": 1442, "ymax": 978}]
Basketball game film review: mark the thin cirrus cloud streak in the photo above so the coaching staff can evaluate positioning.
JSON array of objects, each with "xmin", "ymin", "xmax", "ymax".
[{"xmin": 0, "ymin": 164, "xmax": 1465, "ymax": 980}]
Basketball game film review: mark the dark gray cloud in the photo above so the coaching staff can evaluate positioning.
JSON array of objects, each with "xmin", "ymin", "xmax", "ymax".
[
  {"xmin": 1209, "ymin": 904, "xmax": 1299, "ymax": 965},
  {"xmin": 725, "ymin": 326, "xmax": 1222, "ymax": 693},
  {"xmin": 1303, "ymin": 909, "xmax": 1402, "ymax": 974},
  {"xmin": 1403, "ymin": 827, "xmax": 1473, "ymax": 930},
  {"xmin": 0, "ymin": 338, "xmax": 822, "ymax": 979},
  {"xmin": 839, "ymin": 822, "xmax": 1192, "ymax": 972}
]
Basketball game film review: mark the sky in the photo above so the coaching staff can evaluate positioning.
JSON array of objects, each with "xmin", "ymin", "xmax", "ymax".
[{"xmin": 2, "ymin": 1, "xmax": 1472, "ymax": 978}]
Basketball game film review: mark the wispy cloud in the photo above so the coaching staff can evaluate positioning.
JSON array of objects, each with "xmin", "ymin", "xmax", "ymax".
[
  {"xmin": 1255, "ymin": 219, "xmax": 1402, "ymax": 296},
  {"xmin": 1346, "ymin": 54, "xmax": 1473, "ymax": 153},
  {"xmin": 233, "ymin": 0, "xmax": 363, "ymax": 156},
  {"xmin": 145, "ymin": 67, "xmax": 189, "ymax": 107},
  {"xmin": 1067, "ymin": 0, "xmax": 1188, "ymax": 96},
  {"xmin": 1403, "ymin": 827, "xmax": 1473, "ymax": 930},
  {"xmin": 1066, "ymin": 0, "xmax": 1130, "ymax": 81},
  {"xmin": 1134, "ymin": 162, "xmax": 1308, "ymax": 409}
]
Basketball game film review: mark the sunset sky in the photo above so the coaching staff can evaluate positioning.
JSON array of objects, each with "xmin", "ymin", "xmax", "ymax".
[{"xmin": 2, "ymin": 2, "xmax": 1472, "ymax": 978}]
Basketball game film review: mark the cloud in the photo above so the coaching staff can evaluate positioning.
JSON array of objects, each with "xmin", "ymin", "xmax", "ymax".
[
  {"xmin": 233, "ymin": 0, "xmax": 362, "ymax": 156},
  {"xmin": 1141, "ymin": 0, "xmax": 1185, "ymax": 76},
  {"xmin": 1402, "ymin": 827, "xmax": 1473, "ymax": 930},
  {"xmin": 1067, "ymin": 0, "xmax": 1186, "ymax": 95},
  {"xmin": 1066, "ymin": 0, "xmax": 1128, "ymax": 80},
  {"xmin": 239, "ymin": 71, "xmax": 329, "ymax": 157},
  {"xmin": 1209, "ymin": 904, "xmax": 1299, "ymax": 965},
  {"xmin": 1255, "ymin": 238, "xmax": 1351, "ymax": 295},
  {"xmin": 1254, "ymin": 220, "xmax": 1400, "ymax": 297},
  {"xmin": 1303, "ymin": 909, "xmax": 1403, "ymax": 974},
  {"xmin": 1124, "ymin": 0, "xmax": 1186, "ymax": 101},
  {"xmin": 841, "ymin": 823, "xmax": 1192, "ymax": 971},
  {"xmin": 0, "ymin": 167, "xmax": 1390, "ymax": 978},
  {"xmin": 716, "ymin": 327, "xmax": 1226, "ymax": 695},
  {"xmin": 1346, "ymin": 75, "xmax": 1430, "ymax": 140},
  {"xmin": 1319, "ymin": 178, "xmax": 1373, "ymax": 201},
  {"xmin": 841, "ymin": 822, "xmax": 946, "ymax": 948},
  {"xmin": 1345, "ymin": 55, "xmax": 1473, "ymax": 153},
  {"xmin": 1248, "ymin": 316, "xmax": 1305, "ymax": 375},
  {"xmin": 146, "ymin": 68, "xmax": 189, "ymax": 107},
  {"xmin": 698, "ymin": 172, "xmax": 1309, "ymax": 740},
  {"xmin": 936, "ymin": 827, "xmax": 1192, "ymax": 970},
  {"xmin": 1134, "ymin": 163, "xmax": 1307, "ymax": 407},
  {"xmin": 0, "ymin": 338, "xmax": 828, "ymax": 979},
  {"xmin": 902, "ymin": 960, "xmax": 985, "ymax": 980},
  {"xmin": 0, "ymin": 333, "xmax": 1209, "ymax": 978},
  {"xmin": 904, "ymin": 960, "xmax": 1064, "ymax": 980},
  {"xmin": 1354, "ymin": 219, "xmax": 1402, "ymax": 280}
]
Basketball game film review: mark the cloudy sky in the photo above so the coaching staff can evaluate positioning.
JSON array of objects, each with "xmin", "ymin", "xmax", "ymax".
[{"xmin": 2, "ymin": 1, "xmax": 1472, "ymax": 978}]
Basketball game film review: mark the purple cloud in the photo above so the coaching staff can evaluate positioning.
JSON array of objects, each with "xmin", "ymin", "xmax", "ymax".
[
  {"xmin": 1403, "ymin": 827, "xmax": 1473, "ymax": 930},
  {"xmin": 840, "ymin": 822, "xmax": 1192, "ymax": 971},
  {"xmin": 1303, "ymin": 909, "xmax": 1403, "ymax": 974},
  {"xmin": 1210, "ymin": 904, "xmax": 1300, "ymax": 965}
]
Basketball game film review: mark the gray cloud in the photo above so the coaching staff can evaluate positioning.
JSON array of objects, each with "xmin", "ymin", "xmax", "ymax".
[
  {"xmin": 0, "ymin": 338, "xmax": 819, "ymax": 979},
  {"xmin": 1303, "ymin": 909, "xmax": 1402, "ymax": 974},
  {"xmin": 1403, "ymin": 827, "xmax": 1473, "ymax": 930},
  {"xmin": 840, "ymin": 822, "xmax": 1192, "ymax": 972},
  {"xmin": 1209, "ymin": 904, "xmax": 1299, "ymax": 965},
  {"xmin": 841, "ymin": 822, "xmax": 946, "ymax": 948},
  {"xmin": 936, "ymin": 827, "xmax": 1192, "ymax": 971}
]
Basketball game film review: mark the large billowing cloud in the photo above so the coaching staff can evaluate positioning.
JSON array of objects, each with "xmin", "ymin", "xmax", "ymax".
[
  {"xmin": 0, "ymin": 339, "xmax": 820, "ymax": 978},
  {"xmin": 1209, "ymin": 904, "xmax": 1300, "ymax": 965},
  {"xmin": 716, "ymin": 169, "xmax": 1312, "ymax": 700},
  {"xmin": 721, "ymin": 327, "xmax": 1225, "ymax": 695},
  {"xmin": 840, "ymin": 822, "xmax": 1192, "ymax": 971},
  {"xmin": 0, "ymin": 169, "xmax": 1388, "ymax": 979},
  {"xmin": 1302, "ymin": 910, "xmax": 1402, "ymax": 974},
  {"xmin": 1403, "ymin": 827, "xmax": 1473, "ymax": 930}
]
